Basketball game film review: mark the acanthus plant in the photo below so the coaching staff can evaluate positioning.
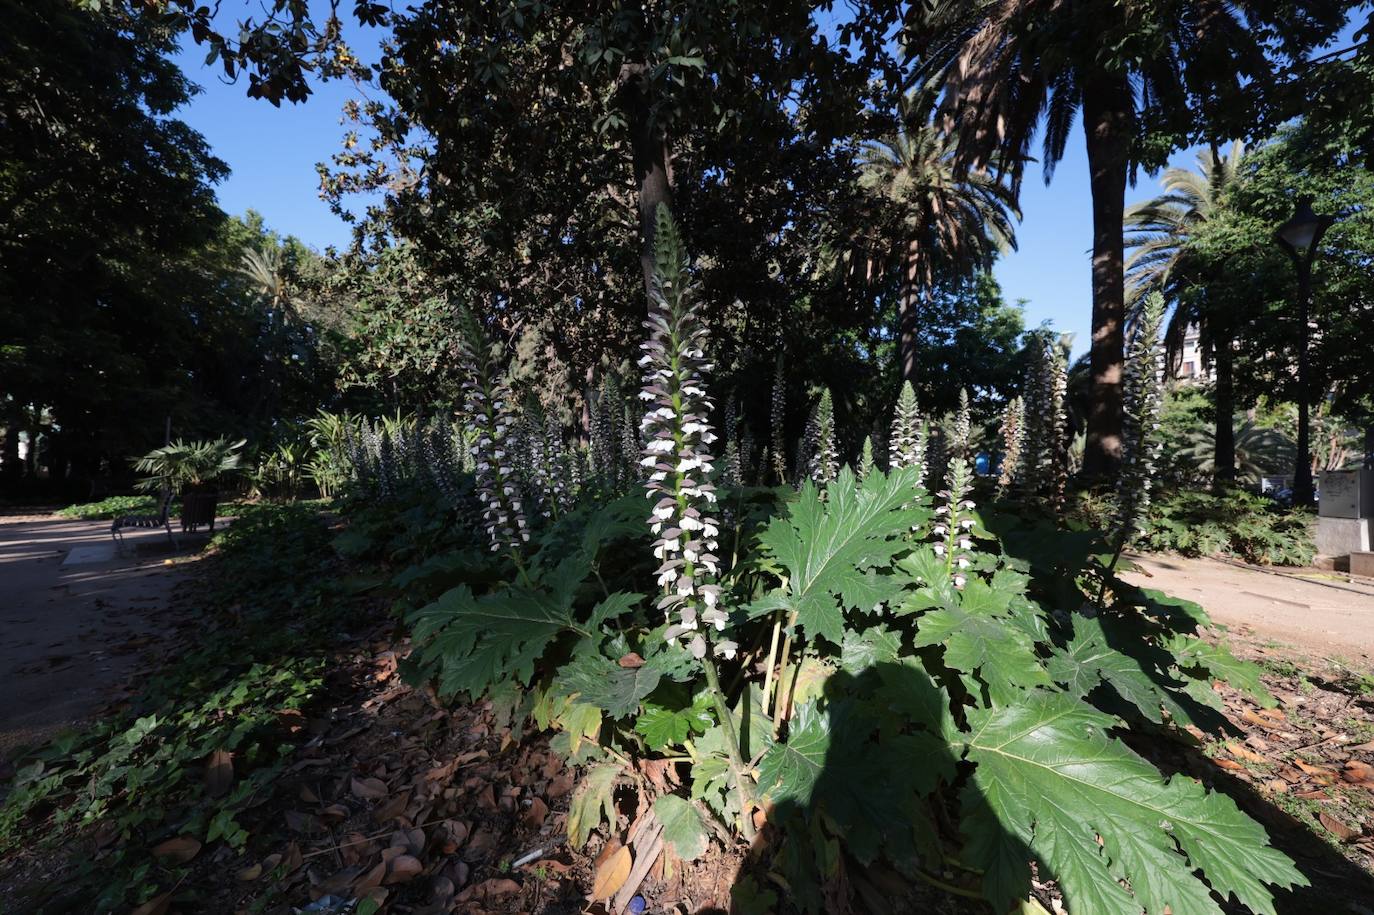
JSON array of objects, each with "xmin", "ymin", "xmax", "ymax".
[
  {"xmin": 769, "ymin": 353, "xmax": 787, "ymax": 484},
  {"xmin": 889, "ymin": 380, "xmax": 926, "ymax": 484},
  {"xmin": 397, "ymin": 261, "xmax": 1301, "ymax": 912},
  {"xmin": 1016, "ymin": 335, "xmax": 1069, "ymax": 513},
  {"xmin": 996, "ymin": 395, "xmax": 1025, "ymax": 497},
  {"xmin": 456, "ymin": 309, "xmax": 529, "ymax": 551},
  {"xmin": 807, "ymin": 388, "xmax": 839, "ymax": 486}
]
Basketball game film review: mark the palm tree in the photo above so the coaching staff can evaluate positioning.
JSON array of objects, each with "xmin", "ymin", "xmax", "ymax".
[
  {"xmin": 849, "ymin": 86, "xmax": 1019, "ymax": 382},
  {"xmin": 1125, "ymin": 141, "xmax": 1247, "ymax": 481},
  {"xmin": 1184, "ymin": 418, "xmax": 1295, "ymax": 484},
  {"xmin": 240, "ymin": 245, "xmax": 292, "ymax": 322},
  {"xmin": 933, "ymin": 0, "xmax": 1344, "ymax": 477}
]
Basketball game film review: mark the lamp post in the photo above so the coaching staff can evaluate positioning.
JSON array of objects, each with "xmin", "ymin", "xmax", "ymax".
[{"xmin": 1274, "ymin": 196, "xmax": 1336, "ymax": 507}]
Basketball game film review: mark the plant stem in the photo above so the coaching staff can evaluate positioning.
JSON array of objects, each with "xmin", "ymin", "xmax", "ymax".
[
  {"xmin": 771, "ymin": 611, "xmax": 799, "ymax": 735},
  {"xmin": 910, "ymin": 867, "xmax": 986, "ymax": 901},
  {"xmin": 702, "ymin": 654, "xmax": 758, "ymax": 843},
  {"xmin": 760, "ymin": 610, "xmax": 783, "ymax": 711}
]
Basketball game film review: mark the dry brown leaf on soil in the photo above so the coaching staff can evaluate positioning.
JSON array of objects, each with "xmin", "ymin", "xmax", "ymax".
[
  {"xmin": 523, "ymin": 796, "xmax": 549, "ymax": 828},
  {"xmin": 151, "ymin": 835, "xmax": 201, "ymax": 864},
  {"xmin": 237, "ymin": 862, "xmax": 263, "ymax": 881},
  {"xmin": 1211, "ymin": 757, "xmax": 1245, "ymax": 771},
  {"xmin": 282, "ymin": 842, "xmax": 304, "ymax": 874},
  {"xmin": 1225, "ymin": 742, "xmax": 1268, "ymax": 765},
  {"xmin": 204, "ymin": 748, "xmax": 234, "ymax": 798},
  {"xmin": 383, "ymin": 854, "xmax": 424, "ymax": 884},
  {"xmin": 618, "ymin": 652, "xmax": 646, "ymax": 668},
  {"xmin": 594, "ymin": 845, "xmax": 633, "ymax": 900},
  {"xmin": 1294, "ymin": 759, "xmax": 1339, "ymax": 784},
  {"xmin": 1342, "ymin": 760, "xmax": 1374, "ymax": 785},
  {"xmin": 351, "ymin": 776, "xmax": 389, "ymax": 799},
  {"xmin": 372, "ymin": 788, "xmax": 412, "ymax": 823},
  {"xmin": 129, "ymin": 891, "xmax": 173, "ymax": 915},
  {"xmin": 1319, "ymin": 811, "xmax": 1362, "ymax": 842}
]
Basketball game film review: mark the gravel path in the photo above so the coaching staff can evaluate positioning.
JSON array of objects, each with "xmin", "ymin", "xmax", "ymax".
[
  {"xmin": 0, "ymin": 517, "xmax": 199, "ymax": 762},
  {"xmin": 1121, "ymin": 553, "xmax": 1374, "ymax": 671}
]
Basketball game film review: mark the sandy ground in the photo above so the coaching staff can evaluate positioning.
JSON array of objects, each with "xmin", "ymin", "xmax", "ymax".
[
  {"xmin": 0, "ymin": 517, "xmax": 208, "ymax": 761},
  {"xmin": 1122, "ymin": 553, "xmax": 1374, "ymax": 671}
]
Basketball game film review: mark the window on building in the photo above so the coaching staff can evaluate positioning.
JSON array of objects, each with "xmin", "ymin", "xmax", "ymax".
[{"xmin": 1181, "ymin": 361, "xmax": 1195, "ymax": 377}]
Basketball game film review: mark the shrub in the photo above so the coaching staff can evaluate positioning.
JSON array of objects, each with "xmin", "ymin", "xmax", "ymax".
[
  {"xmin": 56, "ymin": 494, "xmax": 158, "ymax": 520},
  {"xmin": 1139, "ymin": 488, "xmax": 1315, "ymax": 566}
]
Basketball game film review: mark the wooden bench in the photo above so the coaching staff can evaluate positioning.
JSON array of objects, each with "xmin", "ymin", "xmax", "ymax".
[{"xmin": 111, "ymin": 489, "xmax": 176, "ymax": 549}]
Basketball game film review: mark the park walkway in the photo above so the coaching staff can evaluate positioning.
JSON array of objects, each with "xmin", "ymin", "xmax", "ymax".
[
  {"xmin": 1122, "ymin": 553, "xmax": 1374, "ymax": 670},
  {"xmin": 0, "ymin": 517, "xmax": 202, "ymax": 762}
]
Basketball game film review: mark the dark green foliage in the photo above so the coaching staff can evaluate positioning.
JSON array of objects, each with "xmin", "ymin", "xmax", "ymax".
[{"xmin": 1140, "ymin": 489, "xmax": 1315, "ymax": 566}]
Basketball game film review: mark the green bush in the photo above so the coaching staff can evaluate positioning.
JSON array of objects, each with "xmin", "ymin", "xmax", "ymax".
[
  {"xmin": 56, "ymin": 495, "xmax": 157, "ymax": 519},
  {"xmin": 1140, "ymin": 488, "xmax": 1315, "ymax": 566}
]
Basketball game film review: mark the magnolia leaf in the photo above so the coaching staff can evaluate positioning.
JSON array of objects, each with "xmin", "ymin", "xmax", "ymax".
[
  {"xmin": 962, "ymin": 691, "xmax": 1305, "ymax": 915},
  {"xmin": 654, "ymin": 794, "xmax": 709, "ymax": 860},
  {"xmin": 757, "ymin": 467, "xmax": 929, "ymax": 647},
  {"xmin": 567, "ymin": 763, "xmax": 620, "ymax": 848},
  {"xmin": 204, "ymin": 748, "xmax": 234, "ymax": 798},
  {"xmin": 151, "ymin": 835, "xmax": 201, "ymax": 864},
  {"xmin": 592, "ymin": 844, "xmax": 632, "ymax": 900}
]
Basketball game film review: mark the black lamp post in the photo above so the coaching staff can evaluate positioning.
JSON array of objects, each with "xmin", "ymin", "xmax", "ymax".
[{"xmin": 1274, "ymin": 196, "xmax": 1336, "ymax": 507}]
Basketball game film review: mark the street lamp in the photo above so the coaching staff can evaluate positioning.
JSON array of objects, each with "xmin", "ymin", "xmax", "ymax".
[{"xmin": 1275, "ymin": 196, "xmax": 1337, "ymax": 507}]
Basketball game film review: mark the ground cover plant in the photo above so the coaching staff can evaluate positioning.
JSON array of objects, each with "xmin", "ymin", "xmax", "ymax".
[{"xmin": 0, "ymin": 504, "xmax": 368, "ymax": 911}]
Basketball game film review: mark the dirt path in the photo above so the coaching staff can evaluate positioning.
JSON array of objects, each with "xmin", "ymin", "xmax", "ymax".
[
  {"xmin": 0, "ymin": 517, "xmax": 203, "ymax": 762},
  {"xmin": 1121, "ymin": 553, "xmax": 1374, "ymax": 670}
]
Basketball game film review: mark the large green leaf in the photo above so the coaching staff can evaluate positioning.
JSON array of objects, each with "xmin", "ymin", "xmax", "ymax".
[
  {"xmin": 752, "ymin": 467, "xmax": 929, "ymax": 646},
  {"xmin": 557, "ymin": 653, "xmax": 663, "ymax": 717},
  {"xmin": 757, "ymin": 701, "xmax": 830, "ymax": 806},
  {"xmin": 1166, "ymin": 635, "xmax": 1276, "ymax": 708},
  {"xmin": 961, "ymin": 691, "xmax": 1305, "ymax": 915},
  {"xmin": 1047, "ymin": 615, "xmax": 1192, "ymax": 725},
  {"xmin": 654, "ymin": 794, "xmax": 708, "ymax": 860},
  {"xmin": 908, "ymin": 578, "xmax": 1052, "ymax": 704}
]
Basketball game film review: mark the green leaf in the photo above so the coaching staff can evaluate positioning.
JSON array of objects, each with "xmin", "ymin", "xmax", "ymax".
[
  {"xmin": 909, "ymin": 578, "xmax": 1052, "ymax": 703},
  {"xmin": 557, "ymin": 653, "xmax": 662, "ymax": 718},
  {"xmin": 757, "ymin": 701, "xmax": 829, "ymax": 806},
  {"xmin": 566, "ymin": 763, "xmax": 620, "ymax": 848},
  {"xmin": 757, "ymin": 467, "xmax": 929, "ymax": 646},
  {"xmin": 635, "ymin": 692, "xmax": 713, "ymax": 750},
  {"xmin": 1166, "ymin": 636, "xmax": 1276, "ymax": 707},
  {"xmin": 962, "ymin": 691, "xmax": 1305, "ymax": 915},
  {"xmin": 653, "ymin": 794, "xmax": 708, "ymax": 860},
  {"xmin": 1047, "ymin": 615, "xmax": 1190, "ymax": 725},
  {"xmin": 839, "ymin": 625, "xmax": 902, "ymax": 674}
]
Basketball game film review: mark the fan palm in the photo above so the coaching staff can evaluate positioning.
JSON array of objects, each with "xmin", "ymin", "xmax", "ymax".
[
  {"xmin": 932, "ymin": 0, "xmax": 1345, "ymax": 477},
  {"xmin": 240, "ymin": 246, "xmax": 293, "ymax": 321},
  {"xmin": 852, "ymin": 86, "xmax": 1019, "ymax": 383},
  {"xmin": 1125, "ymin": 141, "xmax": 1247, "ymax": 481},
  {"xmin": 1184, "ymin": 418, "xmax": 1294, "ymax": 484}
]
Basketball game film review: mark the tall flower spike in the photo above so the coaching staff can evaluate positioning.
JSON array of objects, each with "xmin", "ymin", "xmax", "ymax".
[
  {"xmin": 638, "ymin": 205, "xmax": 732, "ymax": 662},
  {"xmin": 810, "ymin": 389, "xmax": 839, "ymax": 485},
  {"xmin": 935, "ymin": 396, "xmax": 978, "ymax": 589},
  {"xmin": 996, "ymin": 396, "xmax": 1025, "ymax": 498},
  {"xmin": 722, "ymin": 397, "xmax": 742, "ymax": 488},
  {"xmin": 592, "ymin": 375, "xmax": 622, "ymax": 488},
  {"xmin": 456, "ymin": 308, "xmax": 530, "ymax": 551},
  {"xmin": 950, "ymin": 388, "xmax": 971, "ymax": 463},
  {"xmin": 620, "ymin": 402, "xmax": 641, "ymax": 486},
  {"xmin": 890, "ymin": 381, "xmax": 925, "ymax": 487},
  {"xmin": 858, "ymin": 435, "xmax": 875, "ymax": 481},
  {"xmin": 770, "ymin": 354, "xmax": 787, "ymax": 485},
  {"xmin": 1114, "ymin": 292, "xmax": 1167, "ymax": 545}
]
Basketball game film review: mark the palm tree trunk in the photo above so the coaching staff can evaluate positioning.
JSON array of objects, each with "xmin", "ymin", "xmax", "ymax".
[
  {"xmin": 899, "ymin": 241, "xmax": 920, "ymax": 383},
  {"xmin": 1081, "ymin": 75, "xmax": 1133, "ymax": 479},
  {"xmin": 624, "ymin": 65, "xmax": 673, "ymax": 298},
  {"xmin": 1213, "ymin": 336, "xmax": 1236, "ymax": 484}
]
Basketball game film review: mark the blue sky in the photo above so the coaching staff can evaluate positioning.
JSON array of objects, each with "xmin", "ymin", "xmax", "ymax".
[{"xmin": 170, "ymin": 12, "xmax": 1364, "ymax": 358}]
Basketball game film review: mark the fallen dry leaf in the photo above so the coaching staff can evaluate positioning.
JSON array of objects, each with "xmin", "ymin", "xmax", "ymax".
[
  {"xmin": 351, "ymin": 776, "xmax": 389, "ymax": 799},
  {"xmin": 373, "ymin": 788, "xmax": 411, "ymax": 823},
  {"xmin": 523, "ymin": 796, "xmax": 549, "ymax": 828},
  {"xmin": 1319, "ymin": 811, "xmax": 1361, "ymax": 842},
  {"xmin": 1342, "ymin": 760, "xmax": 1374, "ymax": 786},
  {"xmin": 593, "ymin": 845, "xmax": 633, "ymax": 900},
  {"xmin": 1225, "ymin": 742, "xmax": 1268, "ymax": 765},
  {"xmin": 151, "ymin": 835, "xmax": 201, "ymax": 864},
  {"xmin": 618, "ymin": 652, "xmax": 646, "ymax": 669},
  {"xmin": 236, "ymin": 862, "xmax": 263, "ymax": 881},
  {"xmin": 383, "ymin": 854, "xmax": 424, "ymax": 884},
  {"xmin": 204, "ymin": 749, "xmax": 234, "ymax": 798},
  {"xmin": 129, "ymin": 892, "xmax": 172, "ymax": 915},
  {"xmin": 1211, "ymin": 757, "xmax": 1245, "ymax": 771}
]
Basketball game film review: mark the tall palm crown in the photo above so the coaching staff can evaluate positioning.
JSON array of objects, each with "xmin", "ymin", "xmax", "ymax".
[
  {"xmin": 927, "ymin": 0, "xmax": 1345, "ymax": 475},
  {"xmin": 855, "ymin": 87, "xmax": 1019, "ymax": 293},
  {"xmin": 848, "ymin": 86, "xmax": 1018, "ymax": 382},
  {"xmin": 1124, "ymin": 141, "xmax": 1247, "ymax": 367}
]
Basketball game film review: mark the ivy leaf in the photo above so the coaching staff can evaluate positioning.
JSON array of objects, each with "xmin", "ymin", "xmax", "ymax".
[
  {"xmin": 961, "ymin": 691, "xmax": 1305, "ymax": 915},
  {"xmin": 756, "ymin": 467, "xmax": 929, "ymax": 647},
  {"xmin": 653, "ymin": 794, "xmax": 708, "ymax": 860},
  {"xmin": 566, "ymin": 763, "xmax": 621, "ymax": 848},
  {"xmin": 757, "ymin": 701, "xmax": 829, "ymax": 805}
]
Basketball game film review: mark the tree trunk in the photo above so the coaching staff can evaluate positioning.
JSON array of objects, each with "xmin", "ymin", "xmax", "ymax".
[
  {"xmin": 1212, "ymin": 335, "xmax": 1236, "ymax": 484},
  {"xmin": 624, "ymin": 66, "xmax": 673, "ymax": 298},
  {"xmin": 1080, "ymin": 74, "xmax": 1134, "ymax": 480},
  {"xmin": 898, "ymin": 241, "xmax": 920, "ymax": 383}
]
